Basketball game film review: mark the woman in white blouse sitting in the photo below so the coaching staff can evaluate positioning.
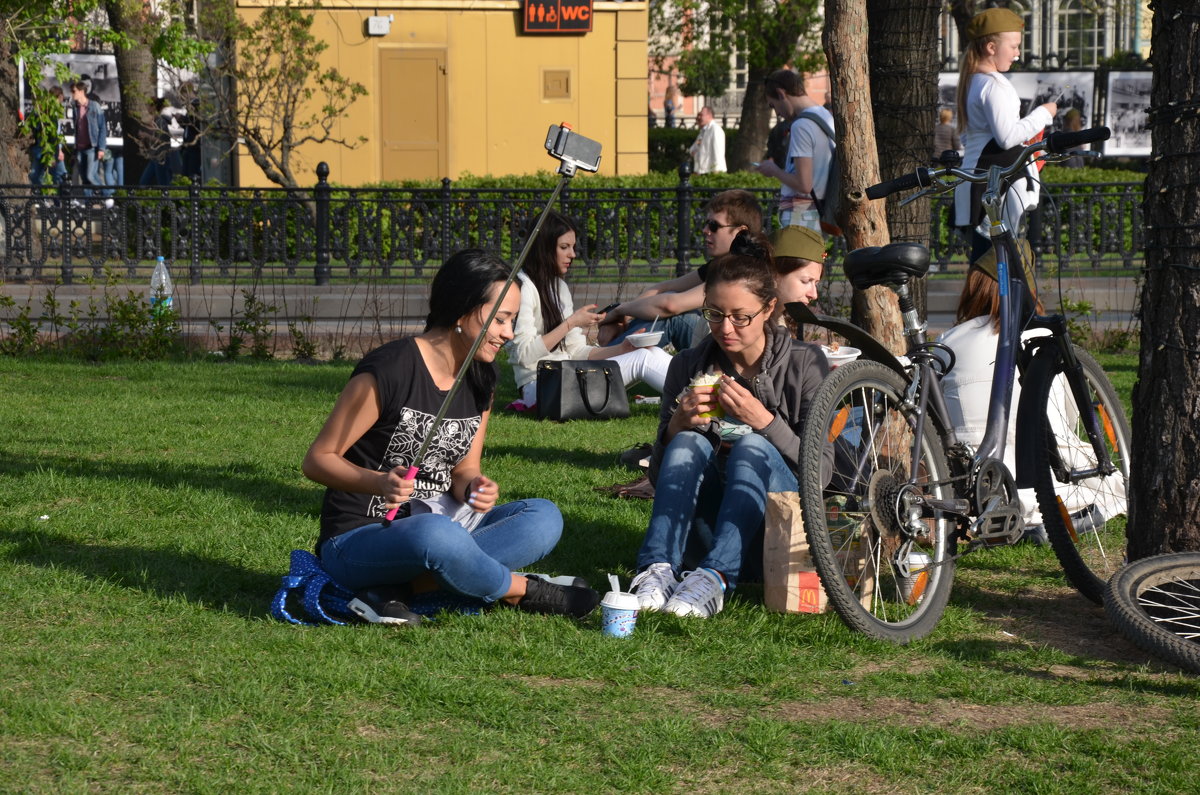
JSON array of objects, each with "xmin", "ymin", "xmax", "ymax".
[{"xmin": 508, "ymin": 211, "xmax": 672, "ymax": 410}]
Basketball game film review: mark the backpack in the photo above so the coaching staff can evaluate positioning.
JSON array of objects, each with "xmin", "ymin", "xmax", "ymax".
[{"xmin": 797, "ymin": 109, "xmax": 842, "ymax": 237}]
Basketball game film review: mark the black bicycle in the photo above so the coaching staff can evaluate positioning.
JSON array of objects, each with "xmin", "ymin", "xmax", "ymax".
[
  {"xmin": 788, "ymin": 125, "xmax": 1129, "ymax": 643},
  {"xmin": 1104, "ymin": 553, "xmax": 1200, "ymax": 674}
]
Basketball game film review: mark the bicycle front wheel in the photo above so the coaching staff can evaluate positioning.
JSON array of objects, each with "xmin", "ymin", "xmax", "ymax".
[
  {"xmin": 1028, "ymin": 346, "xmax": 1131, "ymax": 603},
  {"xmin": 797, "ymin": 360, "xmax": 956, "ymax": 643},
  {"xmin": 1104, "ymin": 552, "xmax": 1200, "ymax": 674}
]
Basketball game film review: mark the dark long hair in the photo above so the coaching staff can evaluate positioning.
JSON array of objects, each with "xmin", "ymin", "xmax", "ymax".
[
  {"xmin": 521, "ymin": 210, "xmax": 577, "ymax": 349},
  {"xmin": 424, "ymin": 248, "xmax": 512, "ymax": 402}
]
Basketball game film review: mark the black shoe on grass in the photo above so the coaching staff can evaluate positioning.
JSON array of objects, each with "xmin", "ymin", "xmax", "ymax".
[
  {"xmin": 515, "ymin": 577, "xmax": 600, "ymax": 618},
  {"xmin": 349, "ymin": 586, "xmax": 424, "ymax": 626},
  {"xmin": 522, "ymin": 572, "xmax": 591, "ymax": 589}
]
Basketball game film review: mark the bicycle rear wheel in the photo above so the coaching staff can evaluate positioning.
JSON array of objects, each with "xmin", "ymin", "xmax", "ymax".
[
  {"xmin": 1028, "ymin": 345, "xmax": 1131, "ymax": 603},
  {"xmin": 797, "ymin": 360, "xmax": 956, "ymax": 643},
  {"xmin": 1104, "ymin": 552, "xmax": 1200, "ymax": 674}
]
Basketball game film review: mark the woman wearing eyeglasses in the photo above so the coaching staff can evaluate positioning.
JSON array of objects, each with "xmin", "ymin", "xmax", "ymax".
[{"xmin": 629, "ymin": 236, "xmax": 830, "ymax": 618}]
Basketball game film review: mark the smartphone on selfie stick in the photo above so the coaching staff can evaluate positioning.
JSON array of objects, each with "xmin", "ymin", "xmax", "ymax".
[{"xmin": 384, "ymin": 125, "xmax": 602, "ymax": 521}]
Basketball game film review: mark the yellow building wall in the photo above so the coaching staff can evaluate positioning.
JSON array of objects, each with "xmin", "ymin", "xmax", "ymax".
[{"xmin": 236, "ymin": 0, "xmax": 648, "ymax": 186}]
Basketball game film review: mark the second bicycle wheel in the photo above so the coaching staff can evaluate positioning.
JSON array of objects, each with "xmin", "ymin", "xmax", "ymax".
[
  {"xmin": 1104, "ymin": 552, "xmax": 1200, "ymax": 674},
  {"xmin": 798, "ymin": 360, "xmax": 956, "ymax": 643},
  {"xmin": 1027, "ymin": 345, "xmax": 1131, "ymax": 603}
]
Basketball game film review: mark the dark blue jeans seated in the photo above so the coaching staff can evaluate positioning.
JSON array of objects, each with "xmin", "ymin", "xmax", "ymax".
[{"xmin": 636, "ymin": 431, "xmax": 797, "ymax": 588}]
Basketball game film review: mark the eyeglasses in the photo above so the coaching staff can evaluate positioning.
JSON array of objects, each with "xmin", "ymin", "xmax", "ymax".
[
  {"xmin": 702, "ymin": 220, "xmax": 740, "ymax": 234},
  {"xmin": 701, "ymin": 303, "xmax": 769, "ymax": 328}
]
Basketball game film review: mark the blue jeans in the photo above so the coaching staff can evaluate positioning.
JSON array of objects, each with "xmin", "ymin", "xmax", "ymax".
[
  {"xmin": 76, "ymin": 148, "xmax": 105, "ymax": 197},
  {"xmin": 102, "ymin": 153, "xmax": 123, "ymax": 195},
  {"xmin": 636, "ymin": 431, "xmax": 797, "ymax": 588},
  {"xmin": 318, "ymin": 498, "xmax": 563, "ymax": 603},
  {"xmin": 29, "ymin": 146, "xmax": 68, "ymax": 187}
]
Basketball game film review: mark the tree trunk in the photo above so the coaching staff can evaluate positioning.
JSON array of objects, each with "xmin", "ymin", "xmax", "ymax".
[
  {"xmin": 105, "ymin": 0, "xmax": 162, "ymax": 187},
  {"xmin": 824, "ymin": 0, "xmax": 903, "ymax": 355},
  {"xmin": 0, "ymin": 30, "xmax": 28, "ymax": 186},
  {"xmin": 867, "ymin": 0, "xmax": 940, "ymax": 322},
  {"xmin": 1128, "ymin": 0, "xmax": 1200, "ymax": 559},
  {"xmin": 727, "ymin": 65, "xmax": 772, "ymax": 172}
]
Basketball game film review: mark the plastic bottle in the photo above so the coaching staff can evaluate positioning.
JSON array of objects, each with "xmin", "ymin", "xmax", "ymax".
[{"xmin": 150, "ymin": 256, "xmax": 174, "ymax": 313}]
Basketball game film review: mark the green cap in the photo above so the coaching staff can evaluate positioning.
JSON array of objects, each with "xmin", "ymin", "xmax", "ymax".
[
  {"xmin": 771, "ymin": 225, "xmax": 826, "ymax": 264},
  {"xmin": 966, "ymin": 8, "xmax": 1024, "ymax": 40}
]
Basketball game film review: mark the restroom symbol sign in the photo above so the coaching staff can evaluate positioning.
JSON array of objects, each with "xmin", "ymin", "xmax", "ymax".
[{"xmin": 524, "ymin": 0, "xmax": 592, "ymax": 32}]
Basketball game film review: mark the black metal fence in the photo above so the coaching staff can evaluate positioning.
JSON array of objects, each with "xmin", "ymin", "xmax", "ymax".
[{"xmin": 0, "ymin": 165, "xmax": 1144, "ymax": 286}]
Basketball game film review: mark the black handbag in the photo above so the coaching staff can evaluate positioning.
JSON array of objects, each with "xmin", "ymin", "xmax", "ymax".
[{"xmin": 536, "ymin": 359, "xmax": 630, "ymax": 421}]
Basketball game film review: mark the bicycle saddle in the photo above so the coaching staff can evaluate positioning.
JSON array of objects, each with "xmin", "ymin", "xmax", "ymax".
[{"xmin": 843, "ymin": 243, "xmax": 930, "ymax": 291}]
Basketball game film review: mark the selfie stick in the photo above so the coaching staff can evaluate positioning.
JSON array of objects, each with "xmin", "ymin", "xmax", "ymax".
[{"xmin": 385, "ymin": 124, "xmax": 601, "ymax": 521}]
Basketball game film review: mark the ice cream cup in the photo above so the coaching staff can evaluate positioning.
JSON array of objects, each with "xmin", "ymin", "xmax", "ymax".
[
  {"xmin": 690, "ymin": 373, "xmax": 724, "ymax": 419},
  {"xmin": 600, "ymin": 591, "xmax": 639, "ymax": 638}
]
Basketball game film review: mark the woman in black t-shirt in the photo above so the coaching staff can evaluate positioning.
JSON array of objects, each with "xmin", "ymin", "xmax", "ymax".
[{"xmin": 303, "ymin": 249, "xmax": 599, "ymax": 623}]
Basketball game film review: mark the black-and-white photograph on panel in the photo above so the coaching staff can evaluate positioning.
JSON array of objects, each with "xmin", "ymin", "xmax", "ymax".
[{"xmin": 1104, "ymin": 71, "xmax": 1151, "ymax": 156}]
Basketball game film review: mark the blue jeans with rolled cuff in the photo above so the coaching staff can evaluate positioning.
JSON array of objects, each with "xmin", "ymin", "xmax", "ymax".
[{"xmin": 318, "ymin": 498, "xmax": 563, "ymax": 603}]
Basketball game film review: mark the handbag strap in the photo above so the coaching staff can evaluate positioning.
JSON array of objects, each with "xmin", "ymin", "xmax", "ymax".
[{"xmin": 576, "ymin": 365, "xmax": 614, "ymax": 414}]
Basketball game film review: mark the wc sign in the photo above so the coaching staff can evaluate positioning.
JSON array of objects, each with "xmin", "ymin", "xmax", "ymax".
[{"xmin": 523, "ymin": 0, "xmax": 592, "ymax": 32}]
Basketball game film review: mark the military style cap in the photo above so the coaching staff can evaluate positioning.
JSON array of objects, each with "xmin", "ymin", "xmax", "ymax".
[
  {"xmin": 966, "ymin": 8, "xmax": 1024, "ymax": 40},
  {"xmin": 771, "ymin": 225, "xmax": 826, "ymax": 264},
  {"xmin": 971, "ymin": 239, "xmax": 1035, "ymax": 285}
]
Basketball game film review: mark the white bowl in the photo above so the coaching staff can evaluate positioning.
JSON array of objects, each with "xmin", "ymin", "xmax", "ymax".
[
  {"xmin": 627, "ymin": 331, "xmax": 663, "ymax": 348},
  {"xmin": 822, "ymin": 345, "xmax": 861, "ymax": 366}
]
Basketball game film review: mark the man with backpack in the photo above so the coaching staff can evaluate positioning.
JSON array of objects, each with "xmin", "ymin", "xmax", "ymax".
[{"xmin": 756, "ymin": 69, "xmax": 841, "ymax": 237}]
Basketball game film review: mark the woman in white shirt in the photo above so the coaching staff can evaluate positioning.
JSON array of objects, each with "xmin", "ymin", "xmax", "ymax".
[
  {"xmin": 953, "ymin": 8, "xmax": 1056, "ymax": 262},
  {"xmin": 508, "ymin": 211, "xmax": 672, "ymax": 409},
  {"xmin": 937, "ymin": 246, "xmax": 1127, "ymax": 540}
]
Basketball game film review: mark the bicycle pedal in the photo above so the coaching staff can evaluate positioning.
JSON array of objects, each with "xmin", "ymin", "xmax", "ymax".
[{"xmin": 971, "ymin": 506, "xmax": 1023, "ymax": 545}]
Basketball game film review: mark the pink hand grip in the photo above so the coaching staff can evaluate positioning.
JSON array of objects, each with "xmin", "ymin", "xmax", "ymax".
[{"xmin": 384, "ymin": 466, "xmax": 419, "ymax": 521}]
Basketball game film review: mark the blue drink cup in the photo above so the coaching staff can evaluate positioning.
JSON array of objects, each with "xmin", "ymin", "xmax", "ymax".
[{"xmin": 600, "ymin": 591, "xmax": 639, "ymax": 638}]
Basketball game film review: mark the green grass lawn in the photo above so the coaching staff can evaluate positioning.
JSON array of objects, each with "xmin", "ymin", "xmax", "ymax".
[{"xmin": 1, "ymin": 352, "xmax": 1195, "ymax": 793}]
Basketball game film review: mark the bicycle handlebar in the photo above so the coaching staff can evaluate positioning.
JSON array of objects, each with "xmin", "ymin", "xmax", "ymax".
[
  {"xmin": 1045, "ymin": 125, "xmax": 1111, "ymax": 153},
  {"xmin": 865, "ymin": 168, "xmax": 933, "ymax": 200},
  {"xmin": 865, "ymin": 125, "xmax": 1112, "ymax": 201}
]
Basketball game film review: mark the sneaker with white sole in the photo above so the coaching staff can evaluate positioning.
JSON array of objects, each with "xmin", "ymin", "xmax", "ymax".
[
  {"xmin": 348, "ymin": 585, "xmax": 424, "ymax": 626},
  {"xmin": 664, "ymin": 568, "xmax": 725, "ymax": 618},
  {"xmin": 630, "ymin": 562, "xmax": 679, "ymax": 612}
]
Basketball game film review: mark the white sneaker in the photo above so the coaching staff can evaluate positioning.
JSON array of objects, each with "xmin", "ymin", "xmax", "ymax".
[
  {"xmin": 630, "ymin": 562, "xmax": 678, "ymax": 611},
  {"xmin": 664, "ymin": 568, "xmax": 725, "ymax": 618}
]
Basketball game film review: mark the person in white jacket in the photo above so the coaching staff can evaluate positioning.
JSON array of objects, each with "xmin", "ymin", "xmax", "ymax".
[
  {"xmin": 689, "ymin": 106, "xmax": 726, "ymax": 175},
  {"xmin": 936, "ymin": 245, "xmax": 1127, "ymax": 542},
  {"xmin": 508, "ymin": 211, "xmax": 672, "ymax": 409},
  {"xmin": 953, "ymin": 8, "xmax": 1057, "ymax": 262}
]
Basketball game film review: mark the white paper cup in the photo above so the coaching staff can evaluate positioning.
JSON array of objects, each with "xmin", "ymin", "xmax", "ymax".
[
  {"xmin": 822, "ymin": 345, "xmax": 862, "ymax": 367},
  {"xmin": 627, "ymin": 331, "xmax": 663, "ymax": 348},
  {"xmin": 600, "ymin": 591, "xmax": 639, "ymax": 638}
]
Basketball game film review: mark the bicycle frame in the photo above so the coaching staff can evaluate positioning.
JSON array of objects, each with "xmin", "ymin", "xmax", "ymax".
[{"xmin": 795, "ymin": 129, "xmax": 1120, "ymax": 547}]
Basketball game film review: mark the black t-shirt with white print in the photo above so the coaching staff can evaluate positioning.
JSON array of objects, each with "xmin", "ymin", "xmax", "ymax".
[{"xmin": 317, "ymin": 337, "xmax": 492, "ymax": 549}]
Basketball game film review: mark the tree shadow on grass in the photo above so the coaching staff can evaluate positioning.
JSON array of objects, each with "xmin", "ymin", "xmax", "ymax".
[
  {"xmin": 0, "ymin": 526, "xmax": 278, "ymax": 619},
  {"xmin": 938, "ymin": 580, "xmax": 1200, "ymax": 691},
  {"xmin": 0, "ymin": 453, "xmax": 321, "ymax": 519}
]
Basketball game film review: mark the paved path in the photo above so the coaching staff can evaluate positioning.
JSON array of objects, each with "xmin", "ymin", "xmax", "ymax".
[{"xmin": 2, "ymin": 274, "xmax": 1140, "ymax": 343}]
